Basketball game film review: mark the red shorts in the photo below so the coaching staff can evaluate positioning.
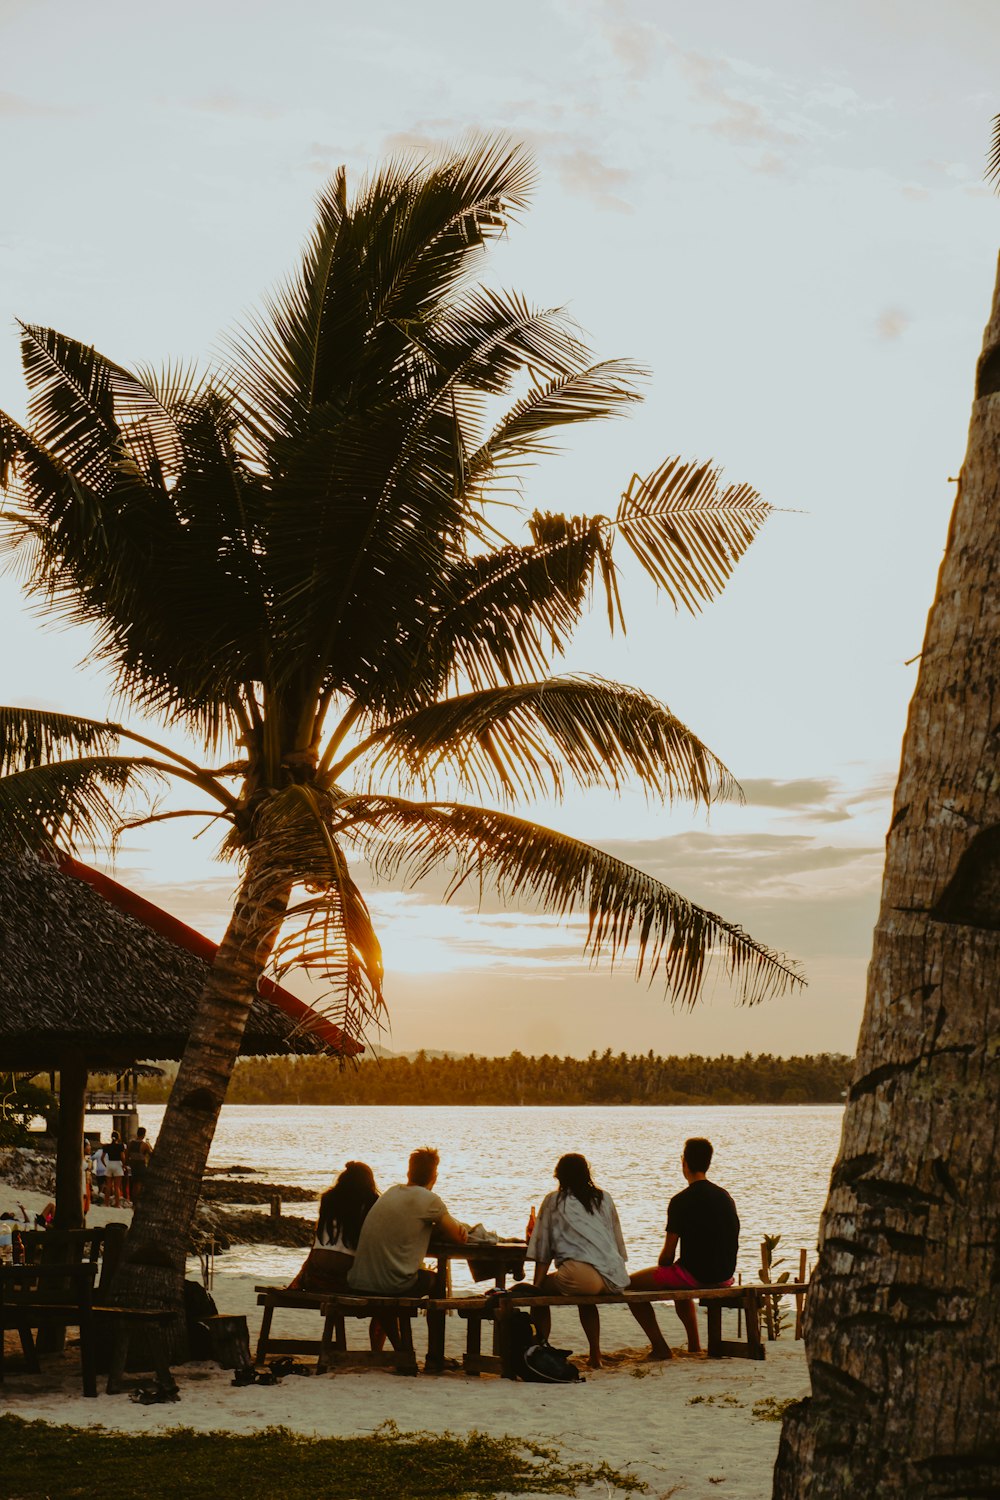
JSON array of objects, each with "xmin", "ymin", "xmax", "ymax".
[{"xmin": 650, "ymin": 1264, "xmax": 734, "ymax": 1290}]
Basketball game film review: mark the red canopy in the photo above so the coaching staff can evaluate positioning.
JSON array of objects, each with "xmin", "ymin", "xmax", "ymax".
[{"xmin": 56, "ymin": 852, "xmax": 362, "ymax": 1057}]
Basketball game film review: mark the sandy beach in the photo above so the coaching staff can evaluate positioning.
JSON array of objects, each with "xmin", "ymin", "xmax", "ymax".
[{"xmin": 1, "ymin": 1183, "xmax": 807, "ymax": 1499}]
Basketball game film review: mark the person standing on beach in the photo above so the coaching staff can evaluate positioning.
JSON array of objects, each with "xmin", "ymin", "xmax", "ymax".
[
  {"xmin": 126, "ymin": 1127, "xmax": 153, "ymax": 1205},
  {"xmin": 628, "ymin": 1137, "xmax": 740, "ymax": 1354},
  {"xmin": 348, "ymin": 1147, "xmax": 467, "ymax": 1296},
  {"xmin": 102, "ymin": 1131, "xmax": 127, "ymax": 1208}
]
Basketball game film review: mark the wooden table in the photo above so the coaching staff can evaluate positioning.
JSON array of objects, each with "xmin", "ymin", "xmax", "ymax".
[
  {"xmin": 424, "ymin": 1239, "xmax": 526, "ymax": 1372},
  {"xmin": 0, "ymin": 1262, "xmax": 100, "ymax": 1395}
]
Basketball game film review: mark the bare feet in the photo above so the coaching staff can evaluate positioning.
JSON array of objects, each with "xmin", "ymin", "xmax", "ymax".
[
  {"xmin": 587, "ymin": 1353, "xmax": 603, "ymax": 1369},
  {"xmin": 645, "ymin": 1344, "xmax": 674, "ymax": 1361}
]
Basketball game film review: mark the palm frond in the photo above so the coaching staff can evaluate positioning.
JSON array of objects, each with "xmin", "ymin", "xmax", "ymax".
[
  {"xmin": 0, "ymin": 707, "xmax": 122, "ymax": 773},
  {"xmin": 616, "ymin": 458, "xmax": 773, "ymax": 613},
  {"xmin": 989, "ymin": 114, "xmax": 1000, "ymax": 191},
  {"xmin": 229, "ymin": 137, "xmax": 535, "ymax": 440},
  {"xmin": 333, "ymin": 795, "xmax": 802, "ymax": 1008},
  {"xmin": 352, "ymin": 677, "xmax": 738, "ymax": 806},
  {"xmin": 0, "ymin": 757, "xmax": 159, "ymax": 853},
  {"xmin": 464, "ymin": 361, "xmax": 644, "ymax": 485}
]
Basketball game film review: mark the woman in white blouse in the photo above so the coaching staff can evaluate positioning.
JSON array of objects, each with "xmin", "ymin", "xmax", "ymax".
[
  {"xmin": 527, "ymin": 1153, "xmax": 628, "ymax": 1369},
  {"xmin": 291, "ymin": 1160, "xmax": 380, "ymax": 1293}
]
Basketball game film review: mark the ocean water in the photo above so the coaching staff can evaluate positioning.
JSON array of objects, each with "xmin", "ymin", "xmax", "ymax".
[{"xmin": 128, "ymin": 1103, "xmax": 844, "ymax": 1288}]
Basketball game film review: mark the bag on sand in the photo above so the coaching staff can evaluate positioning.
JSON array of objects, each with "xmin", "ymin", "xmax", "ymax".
[
  {"xmin": 184, "ymin": 1279, "xmax": 219, "ymax": 1360},
  {"xmin": 502, "ymin": 1308, "xmax": 581, "ymax": 1383}
]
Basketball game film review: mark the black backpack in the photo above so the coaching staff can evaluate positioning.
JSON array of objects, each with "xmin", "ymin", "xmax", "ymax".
[
  {"xmin": 501, "ymin": 1309, "xmax": 582, "ymax": 1384},
  {"xmin": 183, "ymin": 1279, "xmax": 219, "ymax": 1360}
]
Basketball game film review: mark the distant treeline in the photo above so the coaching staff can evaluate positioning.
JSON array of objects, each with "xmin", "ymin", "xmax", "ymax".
[{"xmin": 137, "ymin": 1050, "xmax": 852, "ymax": 1106}]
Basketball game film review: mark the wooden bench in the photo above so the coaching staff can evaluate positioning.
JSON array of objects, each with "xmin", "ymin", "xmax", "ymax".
[
  {"xmin": 426, "ymin": 1281, "xmax": 811, "ymax": 1376},
  {"xmin": 254, "ymin": 1286, "xmax": 423, "ymax": 1375},
  {"xmin": 0, "ymin": 1263, "xmax": 178, "ymax": 1397}
]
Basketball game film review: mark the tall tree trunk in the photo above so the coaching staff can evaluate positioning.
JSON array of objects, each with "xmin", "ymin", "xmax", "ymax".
[
  {"xmin": 110, "ymin": 850, "xmax": 290, "ymax": 1315},
  {"xmin": 773, "ymin": 254, "xmax": 1000, "ymax": 1498},
  {"xmin": 52, "ymin": 1053, "xmax": 86, "ymax": 1231}
]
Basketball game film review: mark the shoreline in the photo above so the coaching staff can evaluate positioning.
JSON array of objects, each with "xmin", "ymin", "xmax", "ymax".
[{"xmin": 1, "ymin": 1179, "xmax": 806, "ymax": 1498}]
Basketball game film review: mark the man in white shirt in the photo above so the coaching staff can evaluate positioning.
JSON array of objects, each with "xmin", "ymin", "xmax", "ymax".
[{"xmin": 348, "ymin": 1147, "xmax": 467, "ymax": 1296}]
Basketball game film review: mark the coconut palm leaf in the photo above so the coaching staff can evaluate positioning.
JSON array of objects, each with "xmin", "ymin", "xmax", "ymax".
[
  {"xmin": 989, "ymin": 114, "xmax": 1000, "ymax": 191},
  {"xmin": 346, "ymin": 677, "xmax": 738, "ymax": 806},
  {"xmin": 0, "ymin": 707, "xmax": 122, "ymax": 771},
  {"xmin": 616, "ymin": 457, "xmax": 773, "ymax": 613},
  {"xmin": 0, "ymin": 757, "xmax": 159, "ymax": 852},
  {"xmin": 332, "ymin": 794, "xmax": 801, "ymax": 1008},
  {"xmin": 464, "ymin": 360, "xmax": 644, "ymax": 485},
  {"xmin": 229, "ymin": 139, "xmax": 535, "ymax": 441}
]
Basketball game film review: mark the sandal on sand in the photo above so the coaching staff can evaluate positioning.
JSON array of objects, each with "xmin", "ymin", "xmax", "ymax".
[{"xmin": 129, "ymin": 1383, "xmax": 180, "ymax": 1405}]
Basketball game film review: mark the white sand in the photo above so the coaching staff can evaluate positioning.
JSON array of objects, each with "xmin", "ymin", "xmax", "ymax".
[{"xmin": 1, "ymin": 1183, "xmax": 807, "ymax": 1498}]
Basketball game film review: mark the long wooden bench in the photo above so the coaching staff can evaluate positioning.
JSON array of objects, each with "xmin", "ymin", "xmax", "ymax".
[
  {"xmin": 427, "ymin": 1281, "xmax": 811, "ymax": 1376},
  {"xmin": 254, "ymin": 1287, "xmax": 422, "ymax": 1375}
]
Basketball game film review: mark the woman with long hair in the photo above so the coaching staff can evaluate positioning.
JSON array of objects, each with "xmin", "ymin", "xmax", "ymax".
[
  {"xmin": 290, "ymin": 1161, "xmax": 380, "ymax": 1294},
  {"xmin": 527, "ymin": 1152, "xmax": 629, "ymax": 1369}
]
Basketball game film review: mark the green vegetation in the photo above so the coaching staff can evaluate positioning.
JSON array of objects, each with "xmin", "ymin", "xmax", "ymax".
[
  {"xmin": 137, "ymin": 1050, "xmax": 851, "ymax": 1107},
  {"xmin": 752, "ymin": 1396, "xmax": 798, "ymax": 1422},
  {"xmin": 0, "ymin": 1416, "xmax": 643, "ymax": 1499},
  {"xmin": 0, "ymin": 1075, "xmax": 58, "ymax": 1144}
]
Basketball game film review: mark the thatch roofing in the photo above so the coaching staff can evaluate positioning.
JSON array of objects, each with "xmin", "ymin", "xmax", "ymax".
[{"xmin": 0, "ymin": 851, "xmax": 358, "ymax": 1069}]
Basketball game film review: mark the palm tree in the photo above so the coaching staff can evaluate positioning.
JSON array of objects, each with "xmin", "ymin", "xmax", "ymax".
[
  {"xmin": 772, "ymin": 261, "xmax": 1000, "ymax": 1497},
  {"xmin": 0, "ymin": 139, "xmax": 799, "ymax": 1309}
]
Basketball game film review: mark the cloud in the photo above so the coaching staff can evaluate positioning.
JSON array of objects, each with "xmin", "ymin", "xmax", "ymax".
[
  {"xmin": 739, "ymin": 777, "xmax": 839, "ymax": 809},
  {"xmin": 554, "ymin": 148, "xmax": 633, "ymax": 213},
  {"xmin": 668, "ymin": 42, "xmax": 798, "ymax": 150},
  {"xmin": 875, "ymin": 308, "xmax": 910, "ymax": 341},
  {"xmin": 598, "ymin": 0, "xmax": 663, "ymax": 82}
]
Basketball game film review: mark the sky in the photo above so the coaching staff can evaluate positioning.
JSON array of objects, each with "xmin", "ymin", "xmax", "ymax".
[{"xmin": 0, "ymin": 0, "xmax": 997, "ymax": 1058}]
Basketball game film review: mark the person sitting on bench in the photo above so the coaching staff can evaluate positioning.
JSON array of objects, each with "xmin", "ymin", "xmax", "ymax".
[
  {"xmin": 628, "ymin": 1136, "xmax": 739, "ymax": 1355},
  {"xmin": 290, "ymin": 1160, "xmax": 380, "ymax": 1294},
  {"xmin": 347, "ymin": 1147, "xmax": 467, "ymax": 1297},
  {"xmin": 527, "ymin": 1153, "xmax": 629, "ymax": 1370}
]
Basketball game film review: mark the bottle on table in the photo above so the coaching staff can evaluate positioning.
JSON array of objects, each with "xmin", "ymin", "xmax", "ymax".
[{"xmin": 525, "ymin": 1205, "xmax": 536, "ymax": 1242}]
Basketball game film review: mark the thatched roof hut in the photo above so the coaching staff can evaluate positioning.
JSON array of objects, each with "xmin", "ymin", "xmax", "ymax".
[
  {"xmin": 0, "ymin": 851, "xmax": 356, "ymax": 1068},
  {"xmin": 0, "ymin": 851, "xmax": 358, "ymax": 1227}
]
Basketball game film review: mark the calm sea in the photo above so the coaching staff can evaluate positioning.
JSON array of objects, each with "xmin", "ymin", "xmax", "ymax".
[{"xmin": 120, "ymin": 1104, "xmax": 844, "ymax": 1288}]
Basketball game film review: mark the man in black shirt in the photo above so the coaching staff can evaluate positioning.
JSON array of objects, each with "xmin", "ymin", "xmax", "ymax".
[{"xmin": 628, "ymin": 1137, "xmax": 739, "ymax": 1355}]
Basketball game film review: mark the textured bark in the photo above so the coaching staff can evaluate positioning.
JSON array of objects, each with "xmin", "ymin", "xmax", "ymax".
[
  {"xmin": 53, "ymin": 1052, "xmax": 86, "ymax": 1230},
  {"xmin": 773, "ymin": 255, "xmax": 1000, "ymax": 1498},
  {"xmin": 110, "ymin": 851, "xmax": 290, "ymax": 1320}
]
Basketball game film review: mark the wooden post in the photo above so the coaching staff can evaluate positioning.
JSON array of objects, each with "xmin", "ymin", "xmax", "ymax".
[
  {"xmin": 53, "ymin": 1055, "xmax": 87, "ymax": 1232},
  {"xmin": 794, "ymin": 1248, "xmax": 807, "ymax": 1340},
  {"xmin": 269, "ymin": 1194, "xmax": 281, "ymax": 1218},
  {"xmin": 760, "ymin": 1241, "xmax": 776, "ymax": 1340}
]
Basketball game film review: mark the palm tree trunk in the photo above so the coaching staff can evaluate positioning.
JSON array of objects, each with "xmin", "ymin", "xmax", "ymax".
[
  {"xmin": 773, "ymin": 253, "xmax": 1000, "ymax": 1498},
  {"xmin": 110, "ymin": 850, "xmax": 290, "ymax": 1316}
]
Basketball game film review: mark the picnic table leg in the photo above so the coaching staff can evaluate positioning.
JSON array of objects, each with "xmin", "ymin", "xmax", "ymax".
[
  {"xmin": 706, "ymin": 1301, "xmax": 723, "ymax": 1358},
  {"xmin": 79, "ymin": 1302, "xmax": 97, "ymax": 1398},
  {"xmin": 464, "ymin": 1314, "xmax": 483, "ymax": 1376},
  {"xmin": 394, "ymin": 1315, "xmax": 418, "ymax": 1376},
  {"xmin": 744, "ymin": 1291, "xmax": 765, "ymax": 1361},
  {"xmin": 105, "ymin": 1319, "xmax": 132, "ymax": 1395},
  {"xmin": 424, "ymin": 1307, "xmax": 446, "ymax": 1372},
  {"xmin": 496, "ymin": 1302, "xmax": 521, "ymax": 1381},
  {"xmin": 254, "ymin": 1301, "xmax": 275, "ymax": 1365}
]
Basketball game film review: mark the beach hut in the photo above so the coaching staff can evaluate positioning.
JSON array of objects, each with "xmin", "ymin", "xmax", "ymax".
[{"xmin": 0, "ymin": 850, "xmax": 358, "ymax": 1226}]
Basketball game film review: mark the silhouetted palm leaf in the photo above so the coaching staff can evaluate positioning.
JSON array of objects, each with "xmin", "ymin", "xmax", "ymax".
[
  {"xmin": 989, "ymin": 114, "xmax": 1000, "ymax": 191},
  {"xmin": 347, "ymin": 677, "xmax": 738, "ymax": 806}
]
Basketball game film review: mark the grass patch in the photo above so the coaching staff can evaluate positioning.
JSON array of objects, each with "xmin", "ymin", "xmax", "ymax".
[
  {"xmin": 0, "ymin": 1415, "xmax": 645, "ymax": 1499},
  {"xmin": 752, "ymin": 1396, "xmax": 797, "ymax": 1422}
]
